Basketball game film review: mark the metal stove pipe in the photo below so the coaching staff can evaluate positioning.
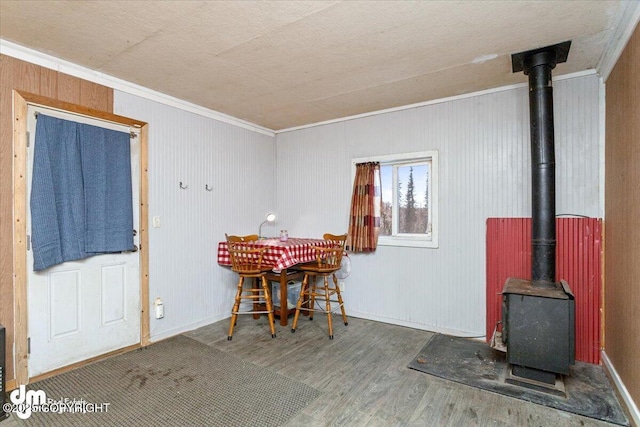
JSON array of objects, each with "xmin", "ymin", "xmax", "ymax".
[
  {"xmin": 525, "ymin": 51, "xmax": 557, "ymax": 288},
  {"xmin": 512, "ymin": 41, "xmax": 571, "ymax": 289}
]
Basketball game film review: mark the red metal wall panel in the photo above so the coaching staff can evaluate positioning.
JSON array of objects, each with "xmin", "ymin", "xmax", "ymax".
[{"xmin": 486, "ymin": 218, "xmax": 602, "ymax": 364}]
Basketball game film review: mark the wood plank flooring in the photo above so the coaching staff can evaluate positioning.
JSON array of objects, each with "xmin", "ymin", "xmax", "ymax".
[
  {"xmin": 187, "ymin": 315, "xmax": 617, "ymax": 426},
  {"xmin": 3, "ymin": 314, "xmax": 619, "ymax": 426}
]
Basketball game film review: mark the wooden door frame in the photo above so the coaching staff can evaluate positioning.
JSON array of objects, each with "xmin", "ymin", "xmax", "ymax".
[{"xmin": 12, "ymin": 90, "xmax": 150, "ymax": 386}]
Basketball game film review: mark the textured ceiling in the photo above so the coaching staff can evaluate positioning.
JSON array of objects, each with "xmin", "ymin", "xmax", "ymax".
[{"xmin": 0, "ymin": 1, "xmax": 629, "ymax": 130}]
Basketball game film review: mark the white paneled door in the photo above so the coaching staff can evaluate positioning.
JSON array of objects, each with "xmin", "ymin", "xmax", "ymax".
[{"xmin": 26, "ymin": 106, "xmax": 141, "ymax": 377}]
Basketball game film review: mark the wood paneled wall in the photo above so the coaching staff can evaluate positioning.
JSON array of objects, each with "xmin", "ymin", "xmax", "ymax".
[
  {"xmin": 604, "ymin": 25, "xmax": 640, "ymax": 408},
  {"xmin": 0, "ymin": 54, "xmax": 114, "ymax": 384}
]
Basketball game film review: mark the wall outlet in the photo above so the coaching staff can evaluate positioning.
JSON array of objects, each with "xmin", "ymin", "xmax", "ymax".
[
  {"xmin": 152, "ymin": 216, "xmax": 161, "ymax": 228},
  {"xmin": 339, "ymin": 282, "xmax": 345, "ymax": 292},
  {"xmin": 154, "ymin": 297, "xmax": 164, "ymax": 319}
]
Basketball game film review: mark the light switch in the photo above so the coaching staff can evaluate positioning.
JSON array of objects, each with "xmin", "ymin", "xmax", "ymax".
[{"xmin": 152, "ymin": 216, "xmax": 161, "ymax": 228}]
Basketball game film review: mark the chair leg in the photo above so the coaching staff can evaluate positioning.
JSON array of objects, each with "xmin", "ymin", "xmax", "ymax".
[
  {"xmin": 261, "ymin": 276, "xmax": 276, "ymax": 338},
  {"xmin": 309, "ymin": 275, "xmax": 317, "ymax": 321},
  {"xmin": 228, "ymin": 277, "xmax": 244, "ymax": 340},
  {"xmin": 324, "ymin": 276, "xmax": 334, "ymax": 339},
  {"xmin": 333, "ymin": 273, "xmax": 348, "ymax": 326},
  {"xmin": 291, "ymin": 274, "xmax": 308, "ymax": 332}
]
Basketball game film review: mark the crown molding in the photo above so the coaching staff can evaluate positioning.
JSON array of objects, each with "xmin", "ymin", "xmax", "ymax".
[{"xmin": 277, "ymin": 70, "xmax": 597, "ymax": 134}]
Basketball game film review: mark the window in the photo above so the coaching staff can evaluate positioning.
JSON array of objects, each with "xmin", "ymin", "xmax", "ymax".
[{"xmin": 352, "ymin": 151, "xmax": 438, "ymax": 248}]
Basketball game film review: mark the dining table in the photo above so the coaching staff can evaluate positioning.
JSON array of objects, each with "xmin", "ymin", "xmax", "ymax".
[{"xmin": 217, "ymin": 237, "xmax": 334, "ymax": 326}]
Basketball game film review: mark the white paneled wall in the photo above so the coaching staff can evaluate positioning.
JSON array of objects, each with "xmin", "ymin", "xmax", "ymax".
[
  {"xmin": 276, "ymin": 74, "xmax": 602, "ymax": 337},
  {"xmin": 113, "ymin": 73, "xmax": 601, "ymax": 341},
  {"xmin": 114, "ymin": 92, "xmax": 276, "ymax": 341}
]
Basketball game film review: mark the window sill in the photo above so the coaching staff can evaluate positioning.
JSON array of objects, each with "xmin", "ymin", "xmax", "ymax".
[{"xmin": 377, "ymin": 236, "xmax": 439, "ymax": 248}]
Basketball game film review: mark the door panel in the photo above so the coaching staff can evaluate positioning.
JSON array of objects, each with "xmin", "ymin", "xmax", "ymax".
[
  {"xmin": 101, "ymin": 263, "xmax": 127, "ymax": 325},
  {"xmin": 26, "ymin": 105, "xmax": 141, "ymax": 377},
  {"xmin": 49, "ymin": 270, "xmax": 81, "ymax": 338}
]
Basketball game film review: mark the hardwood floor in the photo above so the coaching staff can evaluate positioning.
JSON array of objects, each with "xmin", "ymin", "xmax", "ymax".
[
  {"xmin": 4, "ymin": 315, "xmax": 617, "ymax": 426},
  {"xmin": 187, "ymin": 315, "xmax": 616, "ymax": 426}
]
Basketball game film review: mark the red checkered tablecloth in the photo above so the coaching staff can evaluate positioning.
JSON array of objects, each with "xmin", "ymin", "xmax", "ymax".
[{"xmin": 217, "ymin": 237, "xmax": 333, "ymax": 272}]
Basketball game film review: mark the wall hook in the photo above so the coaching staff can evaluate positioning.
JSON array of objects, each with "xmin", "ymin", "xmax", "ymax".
[
  {"xmin": 179, "ymin": 181, "xmax": 188, "ymax": 190},
  {"xmin": 205, "ymin": 184, "xmax": 213, "ymax": 192}
]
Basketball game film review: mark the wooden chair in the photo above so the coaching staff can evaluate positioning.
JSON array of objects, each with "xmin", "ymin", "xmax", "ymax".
[
  {"xmin": 226, "ymin": 233, "xmax": 262, "ymax": 321},
  {"xmin": 225, "ymin": 233, "xmax": 259, "ymax": 242},
  {"xmin": 291, "ymin": 233, "xmax": 348, "ymax": 339},
  {"xmin": 226, "ymin": 238, "xmax": 276, "ymax": 340}
]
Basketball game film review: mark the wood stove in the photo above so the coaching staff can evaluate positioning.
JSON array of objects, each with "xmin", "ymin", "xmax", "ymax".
[
  {"xmin": 497, "ymin": 41, "xmax": 576, "ymax": 388},
  {"xmin": 502, "ymin": 278, "xmax": 575, "ymax": 386}
]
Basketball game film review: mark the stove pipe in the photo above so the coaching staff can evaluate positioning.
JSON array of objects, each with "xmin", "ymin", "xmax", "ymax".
[
  {"xmin": 500, "ymin": 41, "xmax": 576, "ymax": 382},
  {"xmin": 512, "ymin": 41, "xmax": 571, "ymax": 289}
]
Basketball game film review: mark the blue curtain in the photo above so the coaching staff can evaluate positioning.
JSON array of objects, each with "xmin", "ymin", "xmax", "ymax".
[{"xmin": 30, "ymin": 114, "xmax": 134, "ymax": 271}]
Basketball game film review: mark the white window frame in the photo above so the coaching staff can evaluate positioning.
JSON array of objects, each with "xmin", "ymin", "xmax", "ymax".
[{"xmin": 351, "ymin": 150, "xmax": 439, "ymax": 248}]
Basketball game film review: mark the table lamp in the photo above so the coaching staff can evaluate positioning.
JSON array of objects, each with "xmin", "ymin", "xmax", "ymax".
[{"xmin": 258, "ymin": 213, "xmax": 276, "ymax": 238}]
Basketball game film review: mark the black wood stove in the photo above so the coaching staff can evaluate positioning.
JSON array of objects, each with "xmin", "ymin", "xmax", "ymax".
[{"xmin": 498, "ymin": 41, "xmax": 576, "ymax": 389}]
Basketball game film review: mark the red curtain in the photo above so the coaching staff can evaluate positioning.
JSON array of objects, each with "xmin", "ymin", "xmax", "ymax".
[{"xmin": 346, "ymin": 162, "xmax": 381, "ymax": 252}]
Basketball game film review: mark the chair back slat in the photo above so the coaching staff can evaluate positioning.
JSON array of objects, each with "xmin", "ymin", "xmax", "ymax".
[
  {"xmin": 311, "ymin": 246, "xmax": 344, "ymax": 271},
  {"xmin": 227, "ymin": 242, "xmax": 268, "ymax": 274},
  {"xmin": 324, "ymin": 233, "xmax": 347, "ymax": 258},
  {"xmin": 310, "ymin": 233, "xmax": 347, "ymax": 272},
  {"xmin": 315, "ymin": 233, "xmax": 347, "ymax": 271}
]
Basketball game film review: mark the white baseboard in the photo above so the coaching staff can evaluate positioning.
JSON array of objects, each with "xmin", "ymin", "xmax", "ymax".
[
  {"xmin": 602, "ymin": 350, "xmax": 640, "ymax": 426},
  {"xmin": 347, "ymin": 310, "xmax": 486, "ymax": 340},
  {"xmin": 148, "ymin": 313, "xmax": 229, "ymax": 343},
  {"xmin": 150, "ymin": 311, "xmax": 486, "ymax": 344}
]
